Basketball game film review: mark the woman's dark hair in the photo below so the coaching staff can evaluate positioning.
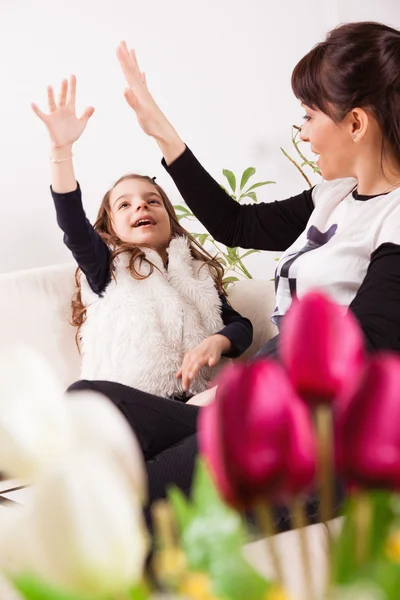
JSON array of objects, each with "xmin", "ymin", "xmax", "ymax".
[{"xmin": 291, "ymin": 21, "xmax": 400, "ymax": 166}]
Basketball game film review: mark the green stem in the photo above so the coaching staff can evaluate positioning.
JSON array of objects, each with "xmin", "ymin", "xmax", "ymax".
[
  {"xmin": 291, "ymin": 497, "xmax": 315, "ymax": 600},
  {"xmin": 315, "ymin": 404, "xmax": 334, "ymax": 596},
  {"xmin": 236, "ymin": 259, "xmax": 253, "ymax": 279},
  {"xmin": 254, "ymin": 501, "xmax": 285, "ymax": 589},
  {"xmin": 280, "ymin": 147, "xmax": 313, "ymax": 189}
]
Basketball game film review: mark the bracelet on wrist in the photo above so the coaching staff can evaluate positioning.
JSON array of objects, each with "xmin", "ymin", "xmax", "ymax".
[{"xmin": 50, "ymin": 153, "xmax": 73, "ymax": 164}]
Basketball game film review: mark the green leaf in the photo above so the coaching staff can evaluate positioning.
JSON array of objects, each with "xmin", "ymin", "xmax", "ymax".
[
  {"xmin": 245, "ymin": 180, "xmax": 276, "ymax": 192},
  {"xmin": 128, "ymin": 581, "xmax": 151, "ymax": 600},
  {"xmin": 174, "ymin": 204, "xmax": 193, "ymax": 216},
  {"xmin": 13, "ymin": 575, "xmax": 86, "ymax": 600},
  {"xmin": 220, "ymin": 184, "xmax": 236, "ymax": 199},
  {"xmin": 239, "ymin": 167, "xmax": 256, "ymax": 191},
  {"xmin": 209, "ymin": 551, "xmax": 271, "ymax": 600},
  {"xmin": 238, "ymin": 249, "xmax": 260, "ymax": 260},
  {"xmin": 198, "ymin": 234, "xmax": 209, "ymax": 246},
  {"xmin": 333, "ymin": 491, "xmax": 395, "ymax": 585},
  {"xmin": 168, "ymin": 486, "xmax": 193, "ymax": 535},
  {"xmin": 240, "ymin": 192, "xmax": 258, "ymax": 203},
  {"xmin": 222, "ymin": 169, "xmax": 236, "ymax": 193},
  {"xmin": 223, "ymin": 276, "xmax": 240, "ymax": 286}
]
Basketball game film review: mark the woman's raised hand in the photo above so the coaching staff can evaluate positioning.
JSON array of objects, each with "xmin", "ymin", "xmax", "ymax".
[
  {"xmin": 116, "ymin": 42, "xmax": 185, "ymax": 164},
  {"xmin": 116, "ymin": 41, "xmax": 166, "ymax": 137},
  {"xmin": 31, "ymin": 76, "xmax": 95, "ymax": 149}
]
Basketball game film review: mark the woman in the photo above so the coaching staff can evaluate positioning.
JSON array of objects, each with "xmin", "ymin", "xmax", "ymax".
[{"xmin": 116, "ymin": 21, "xmax": 400, "ymax": 360}]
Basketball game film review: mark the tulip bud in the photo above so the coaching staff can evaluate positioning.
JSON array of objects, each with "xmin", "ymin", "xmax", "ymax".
[
  {"xmin": 0, "ymin": 347, "xmax": 69, "ymax": 481},
  {"xmin": 0, "ymin": 450, "xmax": 149, "ymax": 597},
  {"xmin": 336, "ymin": 354, "xmax": 400, "ymax": 490},
  {"xmin": 199, "ymin": 361, "xmax": 316, "ymax": 508},
  {"xmin": 280, "ymin": 292, "xmax": 365, "ymax": 407},
  {"xmin": 67, "ymin": 391, "xmax": 147, "ymax": 502}
]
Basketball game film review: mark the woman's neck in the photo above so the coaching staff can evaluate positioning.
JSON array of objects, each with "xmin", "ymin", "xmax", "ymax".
[{"xmin": 355, "ymin": 155, "xmax": 400, "ymax": 196}]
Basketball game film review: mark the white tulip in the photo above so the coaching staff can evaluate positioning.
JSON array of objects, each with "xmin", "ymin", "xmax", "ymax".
[
  {"xmin": 66, "ymin": 390, "xmax": 147, "ymax": 502},
  {"xmin": 0, "ymin": 449, "xmax": 149, "ymax": 597},
  {"xmin": 0, "ymin": 347, "xmax": 69, "ymax": 481}
]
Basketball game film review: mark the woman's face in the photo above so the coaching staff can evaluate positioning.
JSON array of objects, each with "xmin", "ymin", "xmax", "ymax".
[
  {"xmin": 300, "ymin": 105, "xmax": 357, "ymax": 181},
  {"xmin": 109, "ymin": 178, "xmax": 172, "ymax": 251}
]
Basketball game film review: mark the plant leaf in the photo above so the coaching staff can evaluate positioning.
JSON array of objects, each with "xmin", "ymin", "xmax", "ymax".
[
  {"xmin": 238, "ymin": 249, "xmax": 261, "ymax": 260},
  {"xmin": 245, "ymin": 181, "xmax": 276, "ymax": 192},
  {"xmin": 223, "ymin": 276, "xmax": 240, "ymax": 286},
  {"xmin": 222, "ymin": 169, "xmax": 236, "ymax": 194},
  {"xmin": 240, "ymin": 167, "xmax": 256, "ymax": 191},
  {"xmin": 168, "ymin": 486, "xmax": 193, "ymax": 535},
  {"xmin": 174, "ymin": 204, "xmax": 193, "ymax": 216},
  {"xmin": 241, "ymin": 192, "xmax": 258, "ymax": 203},
  {"xmin": 13, "ymin": 575, "xmax": 85, "ymax": 600}
]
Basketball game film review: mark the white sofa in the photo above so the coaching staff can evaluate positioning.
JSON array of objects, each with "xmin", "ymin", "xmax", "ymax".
[
  {"xmin": 0, "ymin": 263, "xmax": 278, "ymax": 388},
  {"xmin": 0, "ymin": 263, "xmax": 331, "ymax": 599}
]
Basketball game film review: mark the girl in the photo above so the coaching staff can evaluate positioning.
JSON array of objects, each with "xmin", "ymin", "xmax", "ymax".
[
  {"xmin": 115, "ymin": 21, "xmax": 400, "ymax": 360},
  {"xmin": 31, "ymin": 76, "xmax": 253, "ymax": 507}
]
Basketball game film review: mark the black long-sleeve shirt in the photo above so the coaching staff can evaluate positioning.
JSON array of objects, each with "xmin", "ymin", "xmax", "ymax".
[
  {"xmin": 52, "ymin": 184, "xmax": 253, "ymax": 358},
  {"xmin": 162, "ymin": 146, "xmax": 400, "ymax": 354}
]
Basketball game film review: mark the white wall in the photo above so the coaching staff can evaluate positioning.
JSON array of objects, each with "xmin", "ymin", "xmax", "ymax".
[{"xmin": 0, "ymin": 0, "xmax": 394, "ymax": 280}]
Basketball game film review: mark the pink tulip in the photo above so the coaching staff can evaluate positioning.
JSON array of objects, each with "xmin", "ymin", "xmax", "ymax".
[
  {"xmin": 336, "ymin": 355, "xmax": 400, "ymax": 489},
  {"xmin": 280, "ymin": 291, "xmax": 365, "ymax": 407},
  {"xmin": 199, "ymin": 360, "xmax": 316, "ymax": 508}
]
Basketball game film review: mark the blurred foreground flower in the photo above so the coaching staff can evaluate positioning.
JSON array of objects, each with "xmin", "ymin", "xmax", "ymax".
[
  {"xmin": 336, "ymin": 355, "xmax": 400, "ymax": 490},
  {"xmin": 199, "ymin": 360, "xmax": 316, "ymax": 508},
  {"xmin": 280, "ymin": 291, "xmax": 365, "ymax": 407},
  {"xmin": 0, "ymin": 347, "xmax": 70, "ymax": 481},
  {"xmin": 0, "ymin": 346, "xmax": 149, "ymax": 598},
  {"xmin": 0, "ymin": 448, "xmax": 149, "ymax": 597}
]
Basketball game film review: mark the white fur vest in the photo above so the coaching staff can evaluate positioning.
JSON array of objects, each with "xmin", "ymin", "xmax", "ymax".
[{"xmin": 79, "ymin": 237, "xmax": 228, "ymax": 397}]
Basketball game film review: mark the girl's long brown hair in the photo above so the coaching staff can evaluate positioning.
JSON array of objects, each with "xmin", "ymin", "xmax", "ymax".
[{"xmin": 71, "ymin": 174, "xmax": 226, "ymax": 346}]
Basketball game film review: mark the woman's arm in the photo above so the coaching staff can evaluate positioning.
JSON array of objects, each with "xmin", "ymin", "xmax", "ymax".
[
  {"xmin": 116, "ymin": 43, "xmax": 314, "ymax": 251},
  {"xmin": 163, "ymin": 147, "xmax": 314, "ymax": 250},
  {"xmin": 32, "ymin": 76, "xmax": 109, "ymax": 294},
  {"xmin": 349, "ymin": 243, "xmax": 400, "ymax": 353}
]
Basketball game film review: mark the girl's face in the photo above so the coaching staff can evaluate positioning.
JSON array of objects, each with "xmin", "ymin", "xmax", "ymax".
[
  {"xmin": 300, "ymin": 105, "xmax": 357, "ymax": 181},
  {"xmin": 109, "ymin": 178, "xmax": 172, "ymax": 251}
]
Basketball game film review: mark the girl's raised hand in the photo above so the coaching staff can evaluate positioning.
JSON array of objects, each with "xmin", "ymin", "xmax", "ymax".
[
  {"xmin": 116, "ymin": 42, "xmax": 167, "ymax": 137},
  {"xmin": 31, "ymin": 76, "xmax": 95, "ymax": 149}
]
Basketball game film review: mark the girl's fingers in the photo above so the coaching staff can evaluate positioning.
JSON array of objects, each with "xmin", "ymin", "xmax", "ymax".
[
  {"xmin": 79, "ymin": 106, "xmax": 95, "ymax": 122},
  {"xmin": 58, "ymin": 79, "xmax": 68, "ymax": 106},
  {"xmin": 31, "ymin": 102, "xmax": 46, "ymax": 121},
  {"xmin": 67, "ymin": 74, "xmax": 77, "ymax": 106},
  {"xmin": 47, "ymin": 86, "xmax": 56, "ymax": 112}
]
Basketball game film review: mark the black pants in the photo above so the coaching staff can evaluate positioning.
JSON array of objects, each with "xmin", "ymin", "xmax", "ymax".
[{"xmin": 67, "ymin": 380, "xmax": 200, "ymax": 522}]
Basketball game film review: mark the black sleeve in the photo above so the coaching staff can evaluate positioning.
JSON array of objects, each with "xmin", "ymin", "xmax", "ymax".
[
  {"xmin": 349, "ymin": 243, "xmax": 400, "ymax": 353},
  {"xmin": 51, "ymin": 184, "xmax": 110, "ymax": 295},
  {"xmin": 216, "ymin": 294, "xmax": 253, "ymax": 358},
  {"xmin": 162, "ymin": 146, "xmax": 314, "ymax": 251}
]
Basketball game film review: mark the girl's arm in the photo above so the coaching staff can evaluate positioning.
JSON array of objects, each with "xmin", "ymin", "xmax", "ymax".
[{"xmin": 32, "ymin": 77, "xmax": 110, "ymax": 294}]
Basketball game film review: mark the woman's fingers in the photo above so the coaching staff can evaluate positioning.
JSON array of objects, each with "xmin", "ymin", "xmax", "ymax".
[
  {"xmin": 67, "ymin": 74, "xmax": 77, "ymax": 106},
  {"xmin": 47, "ymin": 86, "xmax": 56, "ymax": 112},
  {"xmin": 123, "ymin": 88, "xmax": 137, "ymax": 109},
  {"xmin": 117, "ymin": 42, "xmax": 142, "ymax": 88},
  {"xmin": 58, "ymin": 79, "xmax": 68, "ymax": 107}
]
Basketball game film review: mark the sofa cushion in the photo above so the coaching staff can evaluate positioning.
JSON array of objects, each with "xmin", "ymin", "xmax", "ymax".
[{"xmin": 0, "ymin": 264, "xmax": 277, "ymax": 388}]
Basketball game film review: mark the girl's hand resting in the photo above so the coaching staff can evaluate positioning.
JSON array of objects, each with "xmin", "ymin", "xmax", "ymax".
[
  {"xmin": 177, "ymin": 334, "xmax": 232, "ymax": 392},
  {"xmin": 31, "ymin": 75, "xmax": 94, "ymax": 149}
]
